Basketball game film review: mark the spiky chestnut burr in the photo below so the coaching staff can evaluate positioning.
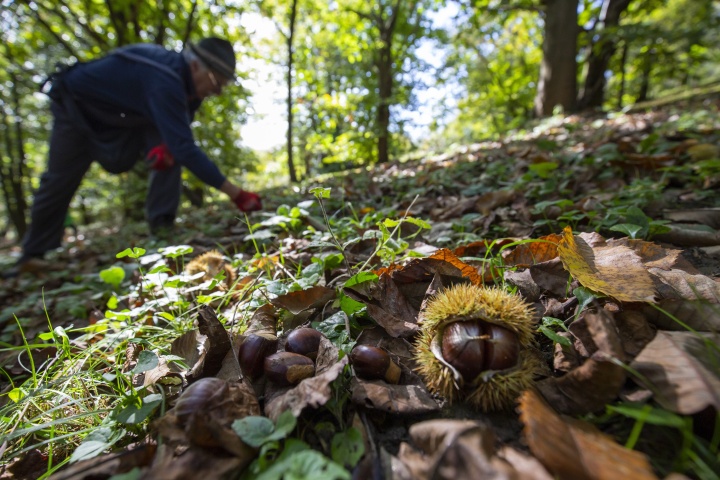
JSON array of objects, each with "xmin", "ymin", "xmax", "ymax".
[{"xmin": 414, "ymin": 283, "xmax": 540, "ymax": 411}]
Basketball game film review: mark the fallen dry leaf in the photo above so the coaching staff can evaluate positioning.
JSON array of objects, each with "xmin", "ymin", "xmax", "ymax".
[
  {"xmin": 641, "ymin": 300, "xmax": 720, "ymax": 332},
  {"xmin": 557, "ymin": 227, "xmax": 656, "ymax": 303},
  {"xmin": 395, "ymin": 419, "xmax": 517, "ymax": 480},
  {"xmin": 630, "ymin": 331, "xmax": 720, "ymax": 415},
  {"xmin": 264, "ymin": 336, "xmax": 349, "ymax": 421},
  {"xmin": 520, "ymin": 389, "xmax": 658, "ymax": 480},
  {"xmin": 502, "ymin": 233, "xmax": 562, "ymax": 267},
  {"xmin": 270, "ymin": 285, "xmax": 336, "ymax": 315},
  {"xmin": 537, "ymin": 311, "xmax": 627, "ymax": 414},
  {"xmin": 345, "ymin": 250, "xmax": 485, "ymax": 337},
  {"xmin": 505, "ymin": 258, "xmax": 572, "ymax": 301}
]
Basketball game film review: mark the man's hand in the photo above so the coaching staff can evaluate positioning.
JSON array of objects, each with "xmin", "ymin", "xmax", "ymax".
[
  {"xmin": 146, "ymin": 144, "xmax": 175, "ymax": 171},
  {"xmin": 233, "ymin": 190, "xmax": 262, "ymax": 212}
]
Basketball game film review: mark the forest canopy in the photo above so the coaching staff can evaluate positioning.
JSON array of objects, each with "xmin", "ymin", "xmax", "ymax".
[{"xmin": 1, "ymin": 0, "xmax": 718, "ymax": 240}]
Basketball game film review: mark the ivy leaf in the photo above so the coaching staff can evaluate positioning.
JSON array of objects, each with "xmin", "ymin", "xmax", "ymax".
[
  {"xmin": 233, "ymin": 416, "xmax": 276, "ymax": 448},
  {"xmin": 131, "ymin": 350, "xmax": 158, "ymax": 374},
  {"xmin": 331, "ymin": 427, "xmax": 365, "ymax": 468}
]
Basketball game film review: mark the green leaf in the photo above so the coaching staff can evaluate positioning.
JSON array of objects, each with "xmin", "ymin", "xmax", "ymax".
[
  {"xmin": 116, "ymin": 394, "xmax": 163, "ymax": 425},
  {"xmin": 255, "ymin": 450, "xmax": 350, "ymax": 480},
  {"xmin": 107, "ymin": 296, "xmax": 119, "ymax": 309},
  {"xmin": 131, "ymin": 350, "xmax": 159, "ymax": 374},
  {"xmin": 538, "ymin": 326, "xmax": 572, "ymax": 347},
  {"xmin": 116, "ymin": 248, "xmax": 146, "ymax": 259},
  {"xmin": 610, "ymin": 223, "xmax": 644, "ymax": 239},
  {"xmin": 331, "ymin": 427, "xmax": 365, "ymax": 468},
  {"xmin": 310, "ymin": 187, "xmax": 331, "ymax": 199},
  {"xmin": 272, "ymin": 411, "xmax": 298, "ymax": 439},
  {"xmin": 8, "ymin": 388, "xmax": 25, "ymax": 403},
  {"xmin": 70, "ymin": 427, "xmax": 124, "ymax": 463},
  {"xmin": 99, "ymin": 266, "xmax": 126, "ymax": 287},
  {"xmin": 607, "ymin": 403, "xmax": 685, "ymax": 428},
  {"xmin": 573, "ymin": 287, "xmax": 596, "ymax": 316},
  {"xmin": 232, "ymin": 416, "xmax": 276, "ymax": 448},
  {"xmin": 344, "ymin": 272, "xmax": 378, "ymax": 288}
]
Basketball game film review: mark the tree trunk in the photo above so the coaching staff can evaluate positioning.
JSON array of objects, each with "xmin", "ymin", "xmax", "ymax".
[
  {"xmin": 376, "ymin": 35, "xmax": 392, "ymax": 164},
  {"xmin": 286, "ymin": 0, "xmax": 299, "ymax": 182},
  {"xmin": 577, "ymin": 0, "xmax": 632, "ymax": 110},
  {"xmin": 636, "ymin": 52, "xmax": 652, "ymax": 102},
  {"xmin": 616, "ymin": 40, "xmax": 628, "ymax": 108},
  {"xmin": 534, "ymin": 0, "xmax": 579, "ymax": 117},
  {"xmin": 0, "ymin": 72, "xmax": 29, "ymax": 239}
]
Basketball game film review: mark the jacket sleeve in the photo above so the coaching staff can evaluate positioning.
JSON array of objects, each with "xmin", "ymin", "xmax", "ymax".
[{"xmin": 144, "ymin": 79, "xmax": 226, "ymax": 189}]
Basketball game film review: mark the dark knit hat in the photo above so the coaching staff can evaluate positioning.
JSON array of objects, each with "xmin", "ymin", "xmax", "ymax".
[{"xmin": 188, "ymin": 37, "xmax": 236, "ymax": 80}]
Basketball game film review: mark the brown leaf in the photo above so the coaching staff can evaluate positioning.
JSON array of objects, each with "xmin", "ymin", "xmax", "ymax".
[
  {"xmin": 270, "ymin": 285, "xmax": 336, "ymax": 315},
  {"xmin": 502, "ymin": 234, "xmax": 562, "ymax": 267},
  {"xmin": 536, "ymin": 311, "xmax": 626, "ymax": 414},
  {"xmin": 497, "ymin": 446, "xmax": 554, "ymax": 480},
  {"xmin": 557, "ymin": 227, "xmax": 656, "ymax": 303},
  {"xmin": 520, "ymin": 389, "xmax": 658, "ymax": 480},
  {"xmin": 188, "ymin": 306, "xmax": 233, "ymax": 380},
  {"xmin": 647, "ymin": 268, "xmax": 720, "ymax": 302},
  {"xmin": 350, "ymin": 376, "xmax": 439, "ymax": 415},
  {"xmin": 630, "ymin": 331, "xmax": 720, "ymax": 415},
  {"xmin": 141, "ymin": 444, "xmax": 245, "ymax": 480},
  {"xmin": 452, "ymin": 239, "xmax": 516, "ymax": 258},
  {"xmin": 44, "ymin": 445, "xmax": 156, "ymax": 480},
  {"xmin": 244, "ymin": 303, "xmax": 278, "ymax": 336},
  {"xmin": 505, "ymin": 258, "xmax": 572, "ymax": 301},
  {"xmin": 613, "ymin": 310, "xmax": 657, "ymax": 357},
  {"xmin": 264, "ymin": 337, "xmax": 349, "ymax": 422},
  {"xmin": 475, "ymin": 189, "xmax": 516, "ymax": 215},
  {"xmin": 641, "ymin": 300, "xmax": 720, "ymax": 332},
  {"xmin": 395, "ymin": 420, "xmax": 516, "ymax": 480},
  {"xmin": 346, "ymin": 251, "xmax": 484, "ymax": 338}
]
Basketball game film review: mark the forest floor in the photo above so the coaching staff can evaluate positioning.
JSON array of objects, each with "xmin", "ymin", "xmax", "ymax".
[{"xmin": 1, "ymin": 96, "xmax": 719, "ymax": 480}]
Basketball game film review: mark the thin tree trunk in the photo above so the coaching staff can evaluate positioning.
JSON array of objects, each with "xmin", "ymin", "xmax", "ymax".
[
  {"xmin": 534, "ymin": 0, "xmax": 579, "ymax": 117},
  {"xmin": 617, "ymin": 40, "xmax": 627, "ymax": 108},
  {"xmin": 577, "ymin": 0, "xmax": 632, "ymax": 110},
  {"xmin": 287, "ymin": 0, "xmax": 298, "ymax": 182}
]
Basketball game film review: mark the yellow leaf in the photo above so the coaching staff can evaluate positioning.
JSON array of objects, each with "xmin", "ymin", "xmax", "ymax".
[{"xmin": 557, "ymin": 227, "xmax": 656, "ymax": 303}]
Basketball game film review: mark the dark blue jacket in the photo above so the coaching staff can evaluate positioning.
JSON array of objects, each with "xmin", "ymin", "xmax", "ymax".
[{"xmin": 59, "ymin": 44, "xmax": 226, "ymax": 188}]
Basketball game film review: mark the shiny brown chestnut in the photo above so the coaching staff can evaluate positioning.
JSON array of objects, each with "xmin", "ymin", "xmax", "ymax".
[
  {"xmin": 285, "ymin": 328, "xmax": 324, "ymax": 360},
  {"xmin": 264, "ymin": 352, "xmax": 315, "ymax": 386},
  {"xmin": 238, "ymin": 333, "xmax": 279, "ymax": 379},
  {"xmin": 173, "ymin": 377, "xmax": 228, "ymax": 425},
  {"xmin": 349, "ymin": 345, "xmax": 401, "ymax": 384},
  {"xmin": 441, "ymin": 320, "xmax": 519, "ymax": 382}
]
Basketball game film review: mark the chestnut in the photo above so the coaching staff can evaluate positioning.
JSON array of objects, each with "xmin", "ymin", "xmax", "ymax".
[
  {"xmin": 349, "ymin": 345, "xmax": 401, "ymax": 384},
  {"xmin": 238, "ymin": 333, "xmax": 278, "ymax": 379},
  {"xmin": 285, "ymin": 328, "xmax": 324, "ymax": 360},
  {"xmin": 441, "ymin": 320, "xmax": 519, "ymax": 382},
  {"xmin": 174, "ymin": 377, "xmax": 228, "ymax": 424},
  {"xmin": 264, "ymin": 352, "xmax": 315, "ymax": 386},
  {"xmin": 414, "ymin": 283, "xmax": 540, "ymax": 411}
]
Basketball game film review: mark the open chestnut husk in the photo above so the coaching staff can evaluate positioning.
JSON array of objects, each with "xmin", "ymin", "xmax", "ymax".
[
  {"xmin": 285, "ymin": 328, "xmax": 324, "ymax": 360},
  {"xmin": 414, "ymin": 283, "xmax": 540, "ymax": 411},
  {"xmin": 264, "ymin": 352, "xmax": 315, "ymax": 386},
  {"xmin": 238, "ymin": 333, "xmax": 278, "ymax": 380},
  {"xmin": 349, "ymin": 345, "xmax": 401, "ymax": 384}
]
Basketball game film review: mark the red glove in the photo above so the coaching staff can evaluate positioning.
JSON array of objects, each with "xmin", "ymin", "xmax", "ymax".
[
  {"xmin": 146, "ymin": 144, "xmax": 175, "ymax": 171},
  {"xmin": 233, "ymin": 190, "xmax": 262, "ymax": 212}
]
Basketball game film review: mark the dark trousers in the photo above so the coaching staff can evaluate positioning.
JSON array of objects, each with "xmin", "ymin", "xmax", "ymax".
[{"xmin": 21, "ymin": 101, "xmax": 182, "ymax": 257}]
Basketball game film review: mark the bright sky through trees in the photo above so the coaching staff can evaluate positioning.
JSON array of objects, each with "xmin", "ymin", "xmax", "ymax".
[{"xmin": 239, "ymin": 4, "xmax": 460, "ymax": 151}]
